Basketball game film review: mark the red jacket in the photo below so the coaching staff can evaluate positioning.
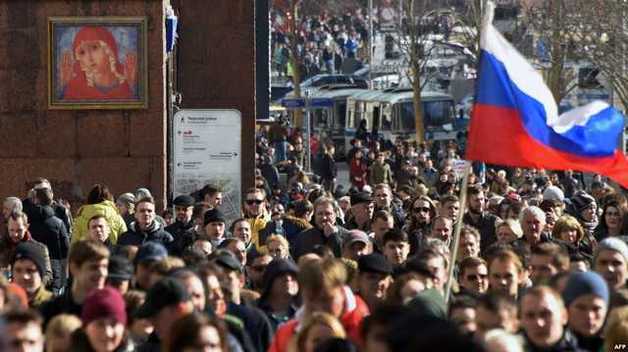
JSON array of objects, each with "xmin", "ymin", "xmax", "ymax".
[{"xmin": 268, "ymin": 287, "xmax": 369, "ymax": 352}]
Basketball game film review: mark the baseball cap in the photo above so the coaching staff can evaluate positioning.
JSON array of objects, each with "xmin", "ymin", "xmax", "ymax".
[{"xmin": 343, "ymin": 230, "xmax": 370, "ymax": 248}]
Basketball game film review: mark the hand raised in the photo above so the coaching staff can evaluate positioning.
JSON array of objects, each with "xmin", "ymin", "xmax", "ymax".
[
  {"xmin": 59, "ymin": 50, "xmax": 74, "ymax": 87},
  {"xmin": 124, "ymin": 53, "xmax": 137, "ymax": 87}
]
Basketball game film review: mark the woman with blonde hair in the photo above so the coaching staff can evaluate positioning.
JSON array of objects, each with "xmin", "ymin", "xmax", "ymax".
[
  {"xmin": 552, "ymin": 215, "xmax": 594, "ymax": 257},
  {"xmin": 289, "ymin": 312, "xmax": 346, "ymax": 352},
  {"xmin": 266, "ymin": 234, "xmax": 291, "ymax": 260},
  {"xmin": 46, "ymin": 314, "xmax": 82, "ymax": 352},
  {"xmin": 604, "ymin": 306, "xmax": 628, "ymax": 352}
]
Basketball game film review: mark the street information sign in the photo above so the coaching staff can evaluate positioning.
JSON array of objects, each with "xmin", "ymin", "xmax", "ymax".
[{"xmin": 173, "ymin": 109, "xmax": 242, "ymax": 222}]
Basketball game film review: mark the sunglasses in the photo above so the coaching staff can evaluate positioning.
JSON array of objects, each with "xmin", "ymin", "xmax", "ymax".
[
  {"xmin": 414, "ymin": 207, "xmax": 431, "ymax": 213},
  {"xmin": 246, "ymin": 199, "xmax": 264, "ymax": 205}
]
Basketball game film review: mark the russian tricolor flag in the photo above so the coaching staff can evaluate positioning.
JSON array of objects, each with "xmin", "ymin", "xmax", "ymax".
[{"xmin": 465, "ymin": 2, "xmax": 628, "ymax": 187}]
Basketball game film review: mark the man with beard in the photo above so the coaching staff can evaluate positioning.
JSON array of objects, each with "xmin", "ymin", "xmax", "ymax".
[
  {"xmin": 292, "ymin": 197, "xmax": 350, "ymax": 259},
  {"xmin": 463, "ymin": 185, "xmax": 498, "ymax": 252},
  {"xmin": 0, "ymin": 211, "xmax": 51, "ymax": 283},
  {"xmin": 356, "ymin": 253, "xmax": 393, "ymax": 311},
  {"xmin": 372, "ymin": 184, "xmax": 404, "ymax": 229},
  {"xmin": 165, "ymin": 195, "xmax": 196, "ymax": 256},
  {"xmin": 403, "ymin": 196, "xmax": 435, "ymax": 255},
  {"xmin": 487, "ymin": 249, "xmax": 525, "ymax": 301}
]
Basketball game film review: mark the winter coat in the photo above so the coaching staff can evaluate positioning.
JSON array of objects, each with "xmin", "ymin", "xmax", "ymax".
[
  {"xmin": 0, "ymin": 232, "xmax": 52, "ymax": 284},
  {"xmin": 117, "ymin": 221, "xmax": 174, "ymax": 248},
  {"xmin": 72, "ymin": 200, "xmax": 127, "ymax": 244},
  {"xmin": 30, "ymin": 206, "xmax": 70, "ymax": 260}
]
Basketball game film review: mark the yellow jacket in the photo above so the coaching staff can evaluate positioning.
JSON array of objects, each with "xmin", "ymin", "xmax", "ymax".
[{"xmin": 72, "ymin": 200, "xmax": 127, "ymax": 244}]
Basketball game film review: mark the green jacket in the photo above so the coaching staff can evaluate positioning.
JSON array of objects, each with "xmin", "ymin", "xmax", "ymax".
[{"xmin": 369, "ymin": 162, "xmax": 393, "ymax": 185}]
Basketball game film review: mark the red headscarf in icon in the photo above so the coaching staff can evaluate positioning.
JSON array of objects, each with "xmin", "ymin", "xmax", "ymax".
[{"xmin": 62, "ymin": 26, "xmax": 134, "ymax": 101}]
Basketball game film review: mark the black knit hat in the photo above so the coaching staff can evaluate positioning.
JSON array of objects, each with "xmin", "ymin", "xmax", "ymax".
[
  {"xmin": 12, "ymin": 242, "xmax": 46, "ymax": 277},
  {"xmin": 204, "ymin": 208, "xmax": 226, "ymax": 226}
]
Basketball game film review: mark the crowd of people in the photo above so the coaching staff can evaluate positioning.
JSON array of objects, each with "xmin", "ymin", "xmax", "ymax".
[
  {"xmin": 271, "ymin": 9, "xmax": 369, "ymax": 79},
  {"xmin": 0, "ymin": 125, "xmax": 627, "ymax": 352}
]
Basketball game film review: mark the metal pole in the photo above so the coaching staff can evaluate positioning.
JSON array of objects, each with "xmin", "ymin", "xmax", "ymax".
[
  {"xmin": 444, "ymin": 163, "xmax": 471, "ymax": 304},
  {"xmin": 369, "ymin": 0, "xmax": 374, "ymax": 88},
  {"xmin": 304, "ymin": 90, "xmax": 312, "ymax": 173}
]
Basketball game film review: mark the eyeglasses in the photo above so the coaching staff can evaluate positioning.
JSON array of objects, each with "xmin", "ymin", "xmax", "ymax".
[
  {"xmin": 414, "ymin": 207, "xmax": 431, "ymax": 213},
  {"xmin": 246, "ymin": 199, "xmax": 264, "ymax": 205}
]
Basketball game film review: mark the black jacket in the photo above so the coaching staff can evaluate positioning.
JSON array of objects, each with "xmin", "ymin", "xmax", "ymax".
[
  {"xmin": 292, "ymin": 225, "xmax": 349, "ymax": 259},
  {"xmin": 117, "ymin": 221, "xmax": 174, "ymax": 248},
  {"xmin": 40, "ymin": 288, "xmax": 82, "ymax": 328},
  {"xmin": 164, "ymin": 220, "xmax": 196, "ymax": 256},
  {"xmin": 522, "ymin": 329, "xmax": 585, "ymax": 352},
  {"xmin": 23, "ymin": 198, "xmax": 72, "ymax": 236},
  {"xmin": 463, "ymin": 211, "xmax": 499, "ymax": 252},
  {"xmin": 227, "ymin": 303, "xmax": 273, "ymax": 352},
  {"xmin": 29, "ymin": 205, "xmax": 70, "ymax": 260},
  {"xmin": 318, "ymin": 153, "xmax": 337, "ymax": 180}
]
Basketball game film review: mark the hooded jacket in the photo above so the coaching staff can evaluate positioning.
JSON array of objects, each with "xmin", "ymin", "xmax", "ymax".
[
  {"xmin": 256, "ymin": 259, "xmax": 300, "ymax": 332},
  {"xmin": 30, "ymin": 205, "xmax": 69, "ymax": 260},
  {"xmin": 72, "ymin": 200, "xmax": 127, "ymax": 244}
]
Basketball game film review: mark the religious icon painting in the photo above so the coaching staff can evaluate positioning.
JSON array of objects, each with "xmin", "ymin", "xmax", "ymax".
[{"xmin": 48, "ymin": 17, "xmax": 148, "ymax": 109}]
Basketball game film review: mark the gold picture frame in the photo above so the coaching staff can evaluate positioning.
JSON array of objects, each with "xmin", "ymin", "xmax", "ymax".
[{"xmin": 48, "ymin": 16, "xmax": 148, "ymax": 110}]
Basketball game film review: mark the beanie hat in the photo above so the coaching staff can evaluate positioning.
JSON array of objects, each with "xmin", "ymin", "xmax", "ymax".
[
  {"xmin": 204, "ymin": 208, "xmax": 226, "ymax": 226},
  {"xmin": 571, "ymin": 191, "xmax": 596, "ymax": 213},
  {"xmin": 562, "ymin": 271, "xmax": 610, "ymax": 307},
  {"xmin": 595, "ymin": 237, "xmax": 628, "ymax": 262},
  {"xmin": 12, "ymin": 242, "xmax": 46, "ymax": 277},
  {"xmin": 543, "ymin": 186, "xmax": 565, "ymax": 203},
  {"xmin": 81, "ymin": 287, "xmax": 127, "ymax": 326}
]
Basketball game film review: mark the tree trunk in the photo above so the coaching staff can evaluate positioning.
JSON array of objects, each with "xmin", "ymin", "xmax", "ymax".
[{"xmin": 412, "ymin": 65, "xmax": 425, "ymax": 142}]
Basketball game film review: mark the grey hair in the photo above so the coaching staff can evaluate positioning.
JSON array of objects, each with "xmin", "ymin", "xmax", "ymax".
[
  {"xmin": 483, "ymin": 329, "xmax": 524, "ymax": 352},
  {"xmin": 519, "ymin": 206, "xmax": 545, "ymax": 224},
  {"xmin": 3, "ymin": 197, "xmax": 22, "ymax": 213}
]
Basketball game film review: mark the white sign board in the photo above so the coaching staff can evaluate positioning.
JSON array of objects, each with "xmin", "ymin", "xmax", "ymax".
[
  {"xmin": 173, "ymin": 109, "xmax": 242, "ymax": 222},
  {"xmin": 452, "ymin": 159, "xmax": 471, "ymax": 180}
]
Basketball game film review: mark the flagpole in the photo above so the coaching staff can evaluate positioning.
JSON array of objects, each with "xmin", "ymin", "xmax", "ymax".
[{"xmin": 444, "ymin": 162, "xmax": 471, "ymax": 304}]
